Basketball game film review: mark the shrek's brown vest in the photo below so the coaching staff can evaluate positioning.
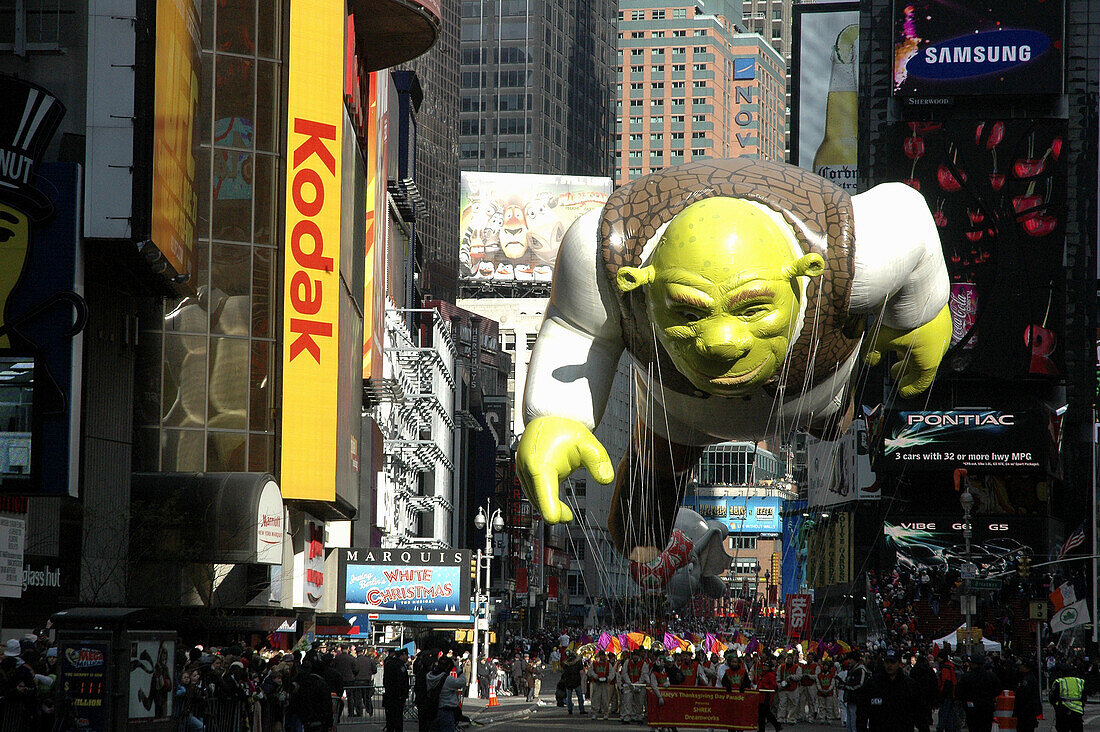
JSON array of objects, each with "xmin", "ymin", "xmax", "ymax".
[{"xmin": 598, "ymin": 158, "xmax": 860, "ymax": 398}]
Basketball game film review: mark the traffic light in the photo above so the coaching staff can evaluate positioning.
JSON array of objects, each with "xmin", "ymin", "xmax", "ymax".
[
  {"xmin": 471, "ymin": 556, "xmax": 478, "ymax": 581},
  {"xmin": 1016, "ymin": 555, "xmax": 1031, "ymax": 578}
]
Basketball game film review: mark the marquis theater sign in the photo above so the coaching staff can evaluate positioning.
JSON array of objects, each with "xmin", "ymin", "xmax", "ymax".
[
  {"xmin": 892, "ymin": 0, "xmax": 1064, "ymax": 99},
  {"xmin": 338, "ymin": 548, "xmax": 472, "ymax": 618},
  {"xmin": 280, "ymin": 0, "xmax": 343, "ymax": 501}
]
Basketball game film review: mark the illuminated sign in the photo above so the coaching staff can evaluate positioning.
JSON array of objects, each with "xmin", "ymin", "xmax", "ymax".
[
  {"xmin": 880, "ymin": 409, "xmax": 1046, "ymax": 472},
  {"xmin": 683, "ymin": 495, "xmax": 783, "ymax": 534},
  {"xmin": 150, "ymin": 0, "xmax": 200, "ymax": 281},
  {"xmin": 892, "ymin": 1, "xmax": 1064, "ymax": 98},
  {"xmin": 280, "ymin": 0, "xmax": 344, "ymax": 501},
  {"xmin": 338, "ymin": 548, "xmax": 472, "ymax": 616}
]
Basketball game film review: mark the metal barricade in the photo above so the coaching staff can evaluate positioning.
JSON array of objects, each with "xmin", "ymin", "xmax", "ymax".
[{"xmin": 0, "ymin": 698, "xmax": 36, "ymax": 732}]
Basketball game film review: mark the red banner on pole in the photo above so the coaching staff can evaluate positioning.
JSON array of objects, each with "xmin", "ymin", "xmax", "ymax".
[
  {"xmin": 785, "ymin": 593, "xmax": 812, "ymax": 639},
  {"xmin": 646, "ymin": 688, "xmax": 759, "ymax": 729}
]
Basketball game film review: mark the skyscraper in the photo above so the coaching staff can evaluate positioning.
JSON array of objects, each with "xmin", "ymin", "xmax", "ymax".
[
  {"xmin": 458, "ymin": 0, "xmax": 618, "ymax": 177},
  {"xmin": 404, "ymin": 1, "xmax": 461, "ymax": 303},
  {"xmin": 615, "ymin": 1, "xmax": 786, "ymax": 183}
]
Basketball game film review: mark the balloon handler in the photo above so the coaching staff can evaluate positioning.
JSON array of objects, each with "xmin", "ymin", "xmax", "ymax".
[{"xmin": 517, "ymin": 158, "xmax": 951, "ymax": 594}]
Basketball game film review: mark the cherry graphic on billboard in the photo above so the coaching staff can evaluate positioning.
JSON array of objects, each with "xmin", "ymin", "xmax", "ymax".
[{"xmin": 887, "ymin": 118, "xmax": 1066, "ymax": 378}]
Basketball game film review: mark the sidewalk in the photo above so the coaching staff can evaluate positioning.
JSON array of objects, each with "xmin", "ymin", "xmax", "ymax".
[{"xmin": 335, "ymin": 689, "xmax": 541, "ymax": 730}]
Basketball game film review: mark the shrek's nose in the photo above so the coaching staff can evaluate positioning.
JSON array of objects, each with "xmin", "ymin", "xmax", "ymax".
[{"xmin": 693, "ymin": 323, "xmax": 753, "ymax": 361}]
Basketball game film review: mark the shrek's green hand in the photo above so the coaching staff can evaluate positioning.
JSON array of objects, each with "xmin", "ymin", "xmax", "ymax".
[
  {"xmin": 516, "ymin": 416, "xmax": 616, "ymax": 524},
  {"xmin": 864, "ymin": 304, "xmax": 952, "ymax": 398}
]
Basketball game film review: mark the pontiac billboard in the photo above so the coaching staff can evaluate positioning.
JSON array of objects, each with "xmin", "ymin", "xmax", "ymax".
[
  {"xmin": 879, "ymin": 409, "xmax": 1046, "ymax": 472},
  {"xmin": 338, "ymin": 548, "xmax": 472, "ymax": 617}
]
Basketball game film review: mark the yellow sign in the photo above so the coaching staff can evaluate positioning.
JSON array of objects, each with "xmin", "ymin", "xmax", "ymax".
[
  {"xmin": 151, "ymin": 0, "xmax": 201, "ymax": 281},
  {"xmin": 280, "ymin": 0, "xmax": 344, "ymax": 501}
]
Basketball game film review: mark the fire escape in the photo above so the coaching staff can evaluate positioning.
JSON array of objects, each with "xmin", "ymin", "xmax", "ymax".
[{"xmin": 377, "ymin": 308, "xmax": 456, "ymax": 548}]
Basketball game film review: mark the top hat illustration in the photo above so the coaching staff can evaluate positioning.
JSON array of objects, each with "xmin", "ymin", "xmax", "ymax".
[{"xmin": 0, "ymin": 74, "xmax": 66, "ymax": 221}]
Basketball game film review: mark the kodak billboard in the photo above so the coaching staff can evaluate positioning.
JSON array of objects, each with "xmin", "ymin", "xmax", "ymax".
[{"xmin": 281, "ymin": 0, "xmax": 344, "ymax": 502}]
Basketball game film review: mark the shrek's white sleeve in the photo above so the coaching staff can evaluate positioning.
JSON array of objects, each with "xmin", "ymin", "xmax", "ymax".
[
  {"xmin": 523, "ymin": 209, "xmax": 625, "ymax": 430},
  {"xmin": 849, "ymin": 182, "xmax": 949, "ymax": 330}
]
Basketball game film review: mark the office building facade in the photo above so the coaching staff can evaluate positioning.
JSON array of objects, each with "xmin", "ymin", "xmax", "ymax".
[{"xmin": 615, "ymin": 1, "xmax": 786, "ymax": 182}]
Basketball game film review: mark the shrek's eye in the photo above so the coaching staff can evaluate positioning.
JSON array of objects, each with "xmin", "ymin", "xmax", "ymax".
[
  {"xmin": 741, "ymin": 306, "xmax": 768, "ymax": 318},
  {"xmin": 678, "ymin": 310, "xmax": 703, "ymax": 323}
]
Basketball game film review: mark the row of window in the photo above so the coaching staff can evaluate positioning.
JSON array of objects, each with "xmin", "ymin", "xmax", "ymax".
[
  {"xmin": 624, "ymin": 80, "xmax": 710, "ymax": 91},
  {"xmin": 459, "ymin": 117, "xmax": 533, "ymax": 135},
  {"xmin": 623, "ymin": 130, "xmax": 708, "ymax": 141},
  {"xmin": 626, "ymin": 46, "xmax": 710, "ymax": 58},
  {"xmin": 622, "ymin": 8, "xmax": 688, "ymax": 20},
  {"xmin": 624, "ymin": 63, "xmax": 710, "ymax": 74},
  {"xmin": 623, "ymin": 29, "xmax": 707, "ymax": 39},
  {"xmin": 625, "ymin": 98, "xmax": 711, "ymax": 109}
]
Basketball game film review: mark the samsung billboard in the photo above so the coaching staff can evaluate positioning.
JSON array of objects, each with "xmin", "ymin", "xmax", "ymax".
[
  {"xmin": 338, "ymin": 548, "xmax": 472, "ymax": 618},
  {"xmin": 892, "ymin": 0, "xmax": 1064, "ymax": 99},
  {"xmin": 683, "ymin": 494, "xmax": 783, "ymax": 535}
]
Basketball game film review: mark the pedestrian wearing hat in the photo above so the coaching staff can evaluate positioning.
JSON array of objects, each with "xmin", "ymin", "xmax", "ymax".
[
  {"xmin": 1013, "ymin": 658, "xmax": 1041, "ymax": 732},
  {"xmin": 956, "ymin": 657, "xmax": 1002, "ymax": 732},
  {"xmin": 935, "ymin": 655, "xmax": 959, "ymax": 732},
  {"xmin": 561, "ymin": 650, "xmax": 587, "ymax": 715},
  {"xmin": 865, "ymin": 649, "xmax": 917, "ymax": 732}
]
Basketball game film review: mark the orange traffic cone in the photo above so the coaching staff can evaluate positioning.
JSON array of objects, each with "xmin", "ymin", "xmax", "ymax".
[{"xmin": 487, "ymin": 685, "xmax": 499, "ymax": 707}]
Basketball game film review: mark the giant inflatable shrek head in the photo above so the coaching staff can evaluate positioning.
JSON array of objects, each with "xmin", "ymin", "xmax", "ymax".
[{"xmin": 615, "ymin": 197, "xmax": 825, "ymax": 397}]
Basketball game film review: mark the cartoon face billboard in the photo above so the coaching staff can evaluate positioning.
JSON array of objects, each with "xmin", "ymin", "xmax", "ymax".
[{"xmin": 459, "ymin": 172, "xmax": 612, "ymax": 287}]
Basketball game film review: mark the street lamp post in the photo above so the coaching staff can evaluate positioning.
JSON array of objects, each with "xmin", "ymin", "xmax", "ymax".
[
  {"xmin": 960, "ymin": 489, "xmax": 975, "ymax": 656},
  {"xmin": 470, "ymin": 501, "xmax": 504, "ymax": 699}
]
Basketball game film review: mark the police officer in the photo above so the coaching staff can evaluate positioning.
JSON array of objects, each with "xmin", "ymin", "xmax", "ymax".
[
  {"xmin": 1050, "ymin": 666, "xmax": 1086, "ymax": 732},
  {"xmin": 865, "ymin": 648, "xmax": 917, "ymax": 732}
]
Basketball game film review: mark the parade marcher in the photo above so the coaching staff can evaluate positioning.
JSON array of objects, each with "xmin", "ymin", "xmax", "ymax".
[
  {"xmin": 755, "ymin": 658, "xmax": 783, "ymax": 732},
  {"xmin": 561, "ymin": 650, "xmax": 587, "ymax": 716},
  {"xmin": 799, "ymin": 653, "xmax": 820, "ymax": 723},
  {"xmin": 1050, "ymin": 667, "xmax": 1086, "ymax": 732},
  {"xmin": 776, "ymin": 653, "xmax": 802, "ymax": 724},
  {"xmin": 383, "ymin": 648, "xmax": 411, "ymax": 732},
  {"xmin": 608, "ymin": 652, "xmax": 622, "ymax": 718},
  {"xmin": 816, "ymin": 659, "xmax": 843, "ymax": 723},
  {"xmin": 587, "ymin": 649, "xmax": 615, "ymax": 720},
  {"xmin": 620, "ymin": 648, "xmax": 662, "ymax": 724},
  {"xmin": 1013, "ymin": 658, "xmax": 1041, "ymax": 732},
  {"xmin": 956, "ymin": 657, "xmax": 1002, "ymax": 732},
  {"xmin": 865, "ymin": 648, "xmax": 917, "ymax": 732},
  {"xmin": 720, "ymin": 655, "xmax": 751, "ymax": 692},
  {"xmin": 677, "ymin": 650, "xmax": 704, "ymax": 686}
]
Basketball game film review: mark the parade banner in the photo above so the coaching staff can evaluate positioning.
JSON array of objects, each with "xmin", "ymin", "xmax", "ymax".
[{"xmin": 646, "ymin": 688, "xmax": 759, "ymax": 729}]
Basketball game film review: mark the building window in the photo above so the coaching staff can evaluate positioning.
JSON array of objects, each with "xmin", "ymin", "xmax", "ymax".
[
  {"xmin": 673, "ymin": 8, "xmax": 687, "ymax": 18},
  {"xmin": 629, "ymin": 150, "xmax": 642, "ymax": 158},
  {"xmin": 651, "ymin": 82, "xmax": 664, "ymax": 90},
  {"xmin": 630, "ymin": 83, "xmax": 643, "ymax": 90},
  {"xmin": 672, "ymin": 81, "xmax": 685, "ymax": 89},
  {"xmin": 652, "ymin": 30, "xmax": 664, "ymax": 38},
  {"xmin": 672, "ymin": 30, "xmax": 686, "ymax": 37},
  {"xmin": 652, "ymin": 65, "xmax": 664, "ymax": 73},
  {"xmin": 672, "ymin": 47, "xmax": 686, "ymax": 54},
  {"xmin": 692, "ymin": 131, "xmax": 706, "ymax": 139},
  {"xmin": 526, "ymin": 333, "xmax": 538, "ymax": 350},
  {"xmin": 732, "ymin": 536, "xmax": 758, "ymax": 550},
  {"xmin": 694, "ymin": 46, "xmax": 707, "ymax": 53},
  {"xmin": 631, "ymin": 48, "xmax": 644, "ymax": 57},
  {"xmin": 630, "ymin": 65, "xmax": 644, "ymax": 74},
  {"xmin": 650, "ymin": 133, "xmax": 663, "ymax": 142},
  {"xmin": 671, "ymin": 114, "xmax": 685, "ymax": 122},
  {"xmin": 671, "ymin": 132, "xmax": 684, "ymax": 140},
  {"xmin": 650, "ymin": 115, "xmax": 664, "ymax": 125},
  {"xmin": 629, "ymin": 167, "xmax": 642, "ymax": 176},
  {"xmin": 694, "ymin": 63, "xmax": 707, "ymax": 72},
  {"xmin": 651, "ymin": 48, "xmax": 664, "ymax": 57},
  {"xmin": 650, "ymin": 99, "xmax": 663, "ymax": 108},
  {"xmin": 672, "ymin": 63, "xmax": 685, "ymax": 72},
  {"xmin": 694, "ymin": 29, "xmax": 706, "ymax": 36},
  {"xmin": 693, "ymin": 114, "xmax": 707, "ymax": 123},
  {"xmin": 630, "ymin": 31, "xmax": 644, "ymax": 38},
  {"xmin": 631, "ymin": 9, "xmax": 644, "ymax": 19},
  {"xmin": 653, "ymin": 9, "xmax": 665, "ymax": 19},
  {"xmin": 503, "ymin": 332, "xmax": 516, "ymax": 350},
  {"xmin": 693, "ymin": 81, "xmax": 707, "ymax": 89}
]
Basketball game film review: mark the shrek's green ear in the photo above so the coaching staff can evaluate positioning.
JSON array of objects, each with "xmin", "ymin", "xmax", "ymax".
[
  {"xmin": 782, "ymin": 253, "xmax": 826, "ymax": 280},
  {"xmin": 616, "ymin": 265, "xmax": 656, "ymax": 293}
]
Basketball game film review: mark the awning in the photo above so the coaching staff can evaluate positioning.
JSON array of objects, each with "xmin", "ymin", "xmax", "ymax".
[
  {"xmin": 350, "ymin": 0, "xmax": 440, "ymax": 71},
  {"xmin": 131, "ymin": 472, "xmax": 284, "ymax": 565}
]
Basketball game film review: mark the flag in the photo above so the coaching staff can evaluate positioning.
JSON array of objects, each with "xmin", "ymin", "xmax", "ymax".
[
  {"xmin": 704, "ymin": 633, "xmax": 717, "ymax": 652},
  {"xmin": 597, "ymin": 632, "xmax": 611, "ymax": 650},
  {"xmin": 663, "ymin": 632, "xmax": 678, "ymax": 651},
  {"xmin": 1050, "ymin": 582, "xmax": 1077, "ymax": 612},
  {"xmin": 1058, "ymin": 523, "xmax": 1086, "ymax": 559},
  {"xmin": 608, "ymin": 636, "xmax": 621, "ymax": 655},
  {"xmin": 618, "ymin": 634, "xmax": 629, "ymax": 652},
  {"xmin": 1050, "ymin": 598, "xmax": 1090, "ymax": 633}
]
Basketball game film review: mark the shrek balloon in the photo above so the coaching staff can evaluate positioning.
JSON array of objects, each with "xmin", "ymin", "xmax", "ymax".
[{"xmin": 518, "ymin": 159, "xmax": 951, "ymax": 594}]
